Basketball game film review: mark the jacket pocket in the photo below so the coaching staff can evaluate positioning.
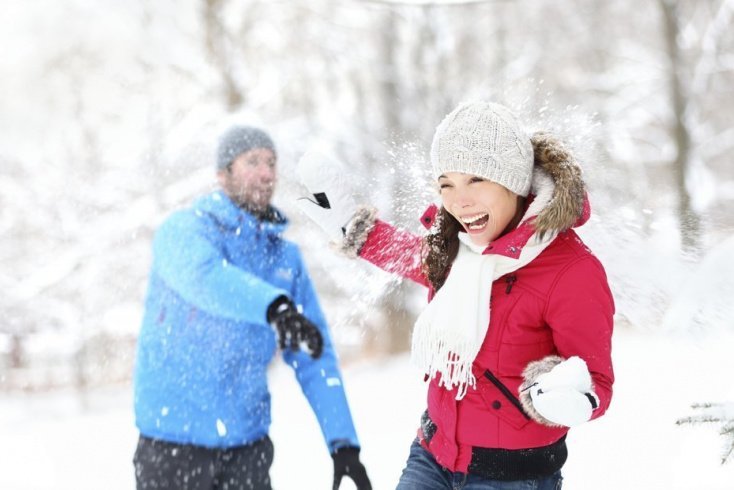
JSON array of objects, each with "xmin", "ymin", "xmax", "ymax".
[
  {"xmin": 477, "ymin": 369, "xmax": 531, "ymax": 430},
  {"xmin": 497, "ymin": 339, "xmax": 555, "ymax": 377}
]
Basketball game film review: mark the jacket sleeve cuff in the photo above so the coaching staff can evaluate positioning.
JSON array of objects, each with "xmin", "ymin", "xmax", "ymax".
[
  {"xmin": 336, "ymin": 206, "xmax": 378, "ymax": 258},
  {"xmin": 585, "ymin": 391, "xmax": 600, "ymax": 410},
  {"xmin": 329, "ymin": 438, "xmax": 360, "ymax": 454}
]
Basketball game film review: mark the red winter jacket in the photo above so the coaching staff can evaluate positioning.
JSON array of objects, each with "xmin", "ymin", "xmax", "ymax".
[{"xmin": 357, "ymin": 202, "xmax": 615, "ymax": 474}]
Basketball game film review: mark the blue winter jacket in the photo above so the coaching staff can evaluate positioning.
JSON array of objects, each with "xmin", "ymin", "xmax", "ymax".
[{"xmin": 134, "ymin": 191, "xmax": 359, "ymax": 450}]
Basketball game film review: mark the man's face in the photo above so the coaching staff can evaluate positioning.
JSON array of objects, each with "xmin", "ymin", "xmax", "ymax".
[{"xmin": 218, "ymin": 148, "xmax": 277, "ymax": 212}]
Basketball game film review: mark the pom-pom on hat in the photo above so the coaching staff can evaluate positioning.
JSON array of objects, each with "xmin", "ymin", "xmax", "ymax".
[
  {"xmin": 216, "ymin": 125, "xmax": 276, "ymax": 170},
  {"xmin": 430, "ymin": 101, "xmax": 534, "ymax": 197}
]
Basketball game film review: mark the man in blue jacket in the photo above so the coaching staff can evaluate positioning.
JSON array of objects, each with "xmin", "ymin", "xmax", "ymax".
[{"xmin": 133, "ymin": 125, "xmax": 371, "ymax": 490}]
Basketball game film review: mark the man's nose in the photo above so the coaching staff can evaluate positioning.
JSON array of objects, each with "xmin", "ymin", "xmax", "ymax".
[{"xmin": 258, "ymin": 163, "xmax": 276, "ymax": 180}]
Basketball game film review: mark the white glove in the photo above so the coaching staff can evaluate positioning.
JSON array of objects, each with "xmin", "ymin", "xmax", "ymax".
[
  {"xmin": 296, "ymin": 147, "xmax": 358, "ymax": 241},
  {"xmin": 528, "ymin": 356, "xmax": 598, "ymax": 427}
]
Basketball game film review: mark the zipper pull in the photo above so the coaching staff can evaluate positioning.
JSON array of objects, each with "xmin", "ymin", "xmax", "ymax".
[{"xmin": 505, "ymin": 274, "xmax": 517, "ymax": 294}]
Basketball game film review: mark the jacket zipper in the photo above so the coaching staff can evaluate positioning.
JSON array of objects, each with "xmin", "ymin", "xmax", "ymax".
[
  {"xmin": 505, "ymin": 274, "xmax": 517, "ymax": 294},
  {"xmin": 483, "ymin": 369, "xmax": 530, "ymax": 420}
]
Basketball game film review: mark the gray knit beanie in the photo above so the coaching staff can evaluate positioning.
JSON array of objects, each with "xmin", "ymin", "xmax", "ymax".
[
  {"xmin": 430, "ymin": 101, "xmax": 534, "ymax": 197},
  {"xmin": 216, "ymin": 125, "xmax": 276, "ymax": 170}
]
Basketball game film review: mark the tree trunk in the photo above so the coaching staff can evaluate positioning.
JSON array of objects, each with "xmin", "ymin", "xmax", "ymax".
[
  {"xmin": 203, "ymin": 0, "xmax": 244, "ymax": 110},
  {"xmin": 659, "ymin": 0, "xmax": 701, "ymax": 252},
  {"xmin": 378, "ymin": 8, "xmax": 414, "ymax": 354}
]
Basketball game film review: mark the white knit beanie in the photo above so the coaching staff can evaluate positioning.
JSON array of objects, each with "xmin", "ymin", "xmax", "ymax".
[{"xmin": 430, "ymin": 101, "xmax": 534, "ymax": 197}]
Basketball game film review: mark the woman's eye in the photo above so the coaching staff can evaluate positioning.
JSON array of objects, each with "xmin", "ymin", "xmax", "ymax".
[
  {"xmin": 469, "ymin": 177, "xmax": 485, "ymax": 183},
  {"xmin": 439, "ymin": 183, "xmax": 451, "ymax": 189}
]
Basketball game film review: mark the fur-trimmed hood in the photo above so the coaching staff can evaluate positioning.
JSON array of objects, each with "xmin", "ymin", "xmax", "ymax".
[{"xmin": 529, "ymin": 132, "xmax": 587, "ymax": 235}]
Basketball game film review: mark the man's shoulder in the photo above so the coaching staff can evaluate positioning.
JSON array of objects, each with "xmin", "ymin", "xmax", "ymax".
[
  {"xmin": 160, "ymin": 205, "xmax": 204, "ymax": 228},
  {"xmin": 155, "ymin": 200, "xmax": 222, "ymax": 241},
  {"xmin": 171, "ymin": 192, "xmax": 233, "ymax": 222}
]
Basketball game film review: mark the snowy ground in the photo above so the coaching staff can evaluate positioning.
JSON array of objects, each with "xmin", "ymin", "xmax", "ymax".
[{"xmin": 1, "ymin": 327, "xmax": 733, "ymax": 490}]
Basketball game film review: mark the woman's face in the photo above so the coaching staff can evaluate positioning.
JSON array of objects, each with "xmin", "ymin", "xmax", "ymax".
[{"xmin": 438, "ymin": 172, "xmax": 520, "ymax": 247}]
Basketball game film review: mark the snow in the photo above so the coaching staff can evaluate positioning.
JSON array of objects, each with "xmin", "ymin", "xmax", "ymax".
[
  {"xmin": 662, "ymin": 234, "xmax": 734, "ymax": 333},
  {"xmin": 0, "ymin": 0, "xmax": 732, "ymax": 486},
  {"xmin": 1, "ymin": 328, "xmax": 733, "ymax": 489}
]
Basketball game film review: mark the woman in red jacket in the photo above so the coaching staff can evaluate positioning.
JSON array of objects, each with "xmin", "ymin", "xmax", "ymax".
[{"xmin": 298, "ymin": 101, "xmax": 614, "ymax": 489}]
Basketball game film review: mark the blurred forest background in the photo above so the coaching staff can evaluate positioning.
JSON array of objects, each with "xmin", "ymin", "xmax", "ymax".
[{"xmin": 1, "ymin": 0, "xmax": 733, "ymax": 394}]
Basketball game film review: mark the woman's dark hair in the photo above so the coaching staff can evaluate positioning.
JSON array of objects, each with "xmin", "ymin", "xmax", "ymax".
[{"xmin": 422, "ymin": 207, "xmax": 462, "ymax": 292}]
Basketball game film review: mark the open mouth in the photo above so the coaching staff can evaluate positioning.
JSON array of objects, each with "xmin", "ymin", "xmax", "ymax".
[{"xmin": 460, "ymin": 213, "xmax": 490, "ymax": 233}]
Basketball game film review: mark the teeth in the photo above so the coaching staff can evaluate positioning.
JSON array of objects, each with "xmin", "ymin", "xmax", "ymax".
[{"xmin": 461, "ymin": 213, "xmax": 487, "ymax": 224}]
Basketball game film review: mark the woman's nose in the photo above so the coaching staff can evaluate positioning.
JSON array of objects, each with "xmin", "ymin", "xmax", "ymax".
[{"xmin": 453, "ymin": 193, "xmax": 473, "ymax": 208}]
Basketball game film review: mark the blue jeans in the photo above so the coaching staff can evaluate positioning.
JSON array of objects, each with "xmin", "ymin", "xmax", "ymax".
[{"xmin": 396, "ymin": 439, "xmax": 563, "ymax": 490}]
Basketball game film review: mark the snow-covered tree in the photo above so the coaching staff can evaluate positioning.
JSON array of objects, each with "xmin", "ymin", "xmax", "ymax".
[{"xmin": 678, "ymin": 402, "xmax": 734, "ymax": 464}]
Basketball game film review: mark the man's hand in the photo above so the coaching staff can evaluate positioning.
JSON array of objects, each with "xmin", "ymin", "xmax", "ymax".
[
  {"xmin": 332, "ymin": 446, "xmax": 371, "ymax": 490},
  {"xmin": 524, "ymin": 356, "xmax": 598, "ymax": 427},
  {"xmin": 267, "ymin": 296, "xmax": 323, "ymax": 359},
  {"xmin": 296, "ymin": 148, "xmax": 358, "ymax": 241}
]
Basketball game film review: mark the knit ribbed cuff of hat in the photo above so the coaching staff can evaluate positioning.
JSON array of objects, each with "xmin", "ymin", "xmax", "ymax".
[{"xmin": 336, "ymin": 206, "xmax": 378, "ymax": 258}]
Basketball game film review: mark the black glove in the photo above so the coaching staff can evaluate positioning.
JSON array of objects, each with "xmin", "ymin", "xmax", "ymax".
[
  {"xmin": 332, "ymin": 446, "xmax": 371, "ymax": 490},
  {"xmin": 267, "ymin": 296, "xmax": 323, "ymax": 359}
]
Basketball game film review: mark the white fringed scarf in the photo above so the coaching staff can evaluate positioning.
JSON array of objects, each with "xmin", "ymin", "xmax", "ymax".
[{"xmin": 411, "ymin": 168, "xmax": 558, "ymax": 399}]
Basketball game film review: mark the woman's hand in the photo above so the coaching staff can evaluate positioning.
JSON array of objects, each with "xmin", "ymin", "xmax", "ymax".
[
  {"xmin": 521, "ymin": 356, "xmax": 599, "ymax": 427},
  {"xmin": 296, "ymin": 148, "xmax": 358, "ymax": 241}
]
